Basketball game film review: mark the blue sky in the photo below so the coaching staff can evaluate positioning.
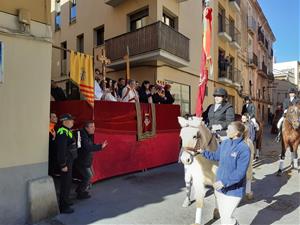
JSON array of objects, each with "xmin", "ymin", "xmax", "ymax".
[{"xmin": 258, "ymin": 0, "xmax": 300, "ymax": 62}]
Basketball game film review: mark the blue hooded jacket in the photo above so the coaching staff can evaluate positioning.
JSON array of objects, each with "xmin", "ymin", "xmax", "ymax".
[{"xmin": 202, "ymin": 137, "xmax": 250, "ymax": 197}]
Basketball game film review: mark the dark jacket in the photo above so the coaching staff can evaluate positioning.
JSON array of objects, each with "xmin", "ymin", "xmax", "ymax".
[
  {"xmin": 242, "ymin": 103, "xmax": 256, "ymax": 118},
  {"xmin": 56, "ymin": 126, "xmax": 77, "ymax": 168},
  {"xmin": 164, "ymin": 90, "xmax": 175, "ymax": 104},
  {"xmin": 152, "ymin": 93, "xmax": 166, "ymax": 104},
  {"xmin": 51, "ymin": 87, "xmax": 66, "ymax": 101},
  {"xmin": 203, "ymin": 102, "xmax": 235, "ymax": 130},
  {"xmin": 283, "ymin": 97, "xmax": 300, "ymax": 111},
  {"xmin": 77, "ymin": 128, "xmax": 102, "ymax": 167},
  {"xmin": 138, "ymin": 88, "xmax": 151, "ymax": 103}
]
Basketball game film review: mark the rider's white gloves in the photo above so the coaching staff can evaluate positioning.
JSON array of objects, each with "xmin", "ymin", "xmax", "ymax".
[
  {"xmin": 213, "ymin": 181, "xmax": 224, "ymax": 190},
  {"xmin": 212, "ymin": 124, "xmax": 222, "ymax": 131}
]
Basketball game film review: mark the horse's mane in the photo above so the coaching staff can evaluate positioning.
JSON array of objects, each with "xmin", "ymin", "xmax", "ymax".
[{"xmin": 196, "ymin": 124, "xmax": 218, "ymax": 152}]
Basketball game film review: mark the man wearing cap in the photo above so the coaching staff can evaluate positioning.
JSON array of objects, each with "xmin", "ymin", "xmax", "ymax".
[
  {"xmin": 56, "ymin": 114, "xmax": 77, "ymax": 214},
  {"xmin": 241, "ymin": 96, "xmax": 259, "ymax": 131},
  {"xmin": 276, "ymin": 88, "xmax": 300, "ymax": 142},
  {"xmin": 203, "ymin": 88, "xmax": 235, "ymax": 139}
]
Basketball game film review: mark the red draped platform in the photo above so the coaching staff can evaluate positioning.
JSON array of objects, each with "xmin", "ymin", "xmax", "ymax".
[{"xmin": 51, "ymin": 101, "xmax": 181, "ymax": 183}]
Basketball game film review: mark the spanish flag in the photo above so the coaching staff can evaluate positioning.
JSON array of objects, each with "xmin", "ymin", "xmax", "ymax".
[{"xmin": 70, "ymin": 51, "xmax": 94, "ymax": 107}]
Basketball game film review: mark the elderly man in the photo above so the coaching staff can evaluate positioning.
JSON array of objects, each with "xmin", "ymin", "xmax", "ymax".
[
  {"xmin": 75, "ymin": 121, "xmax": 108, "ymax": 199},
  {"xmin": 56, "ymin": 114, "xmax": 77, "ymax": 214},
  {"xmin": 121, "ymin": 79, "xmax": 139, "ymax": 103}
]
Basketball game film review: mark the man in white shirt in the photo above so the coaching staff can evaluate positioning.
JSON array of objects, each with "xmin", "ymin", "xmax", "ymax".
[
  {"xmin": 122, "ymin": 79, "xmax": 139, "ymax": 103},
  {"xmin": 94, "ymin": 69, "xmax": 103, "ymax": 100}
]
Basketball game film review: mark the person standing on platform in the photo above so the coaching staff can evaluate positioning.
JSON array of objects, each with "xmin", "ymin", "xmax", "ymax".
[
  {"xmin": 56, "ymin": 114, "xmax": 78, "ymax": 214},
  {"xmin": 122, "ymin": 79, "xmax": 139, "ymax": 103},
  {"xmin": 75, "ymin": 121, "xmax": 108, "ymax": 199},
  {"xmin": 51, "ymin": 80, "xmax": 66, "ymax": 101},
  {"xmin": 117, "ymin": 78, "xmax": 126, "ymax": 98},
  {"xmin": 94, "ymin": 69, "xmax": 103, "ymax": 100}
]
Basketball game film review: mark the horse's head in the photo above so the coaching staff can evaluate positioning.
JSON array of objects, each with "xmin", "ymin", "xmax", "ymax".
[
  {"xmin": 286, "ymin": 104, "xmax": 300, "ymax": 130},
  {"xmin": 178, "ymin": 116, "xmax": 218, "ymax": 165}
]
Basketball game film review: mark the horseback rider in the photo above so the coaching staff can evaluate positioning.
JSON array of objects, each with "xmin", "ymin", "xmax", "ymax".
[
  {"xmin": 241, "ymin": 96, "xmax": 259, "ymax": 131},
  {"xmin": 276, "ymin": 87, "xmax": 300, "ymax": 142},
  {"xmin": 203, "ymin": 88, "xmax": 235, "ymax": 140}
]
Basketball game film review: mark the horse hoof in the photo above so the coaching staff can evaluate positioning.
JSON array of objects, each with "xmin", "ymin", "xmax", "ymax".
[
  {"xmin": 276, "ymin": 170, "xmax": 282, "ymax": 176},
  {"xmin": 213, "ymin": 208, "xmax": 220, "ymax": 220},
  {"xmin": 182, "ymin": 198, "xmax": 192, "ymax": 208},
  {"xmin": 246, "ymin": 192, "xmax": 254, "ymax": 200}
]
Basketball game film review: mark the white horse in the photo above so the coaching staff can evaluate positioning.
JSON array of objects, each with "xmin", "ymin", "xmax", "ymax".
[{"xmin": 178, "ymin": 116, "xmax": 254, "ymax": 225}]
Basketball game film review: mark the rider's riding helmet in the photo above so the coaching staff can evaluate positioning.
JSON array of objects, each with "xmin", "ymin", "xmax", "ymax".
[
  {"xmin": 244, "ymin": 96, "xmax": 251, "ymax": 101},
  {"xmin": 288, "ymin": 87, "xmax": 297, "ymax": 94},
  {"xmin": 213, "ymin": 88, "xmax": 228, "ymax": 97}
]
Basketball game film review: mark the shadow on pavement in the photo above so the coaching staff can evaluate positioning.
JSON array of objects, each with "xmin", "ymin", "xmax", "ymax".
[
  {"xmin": 57, "ymin": 164, "xmax": 186, "ymax": 225},
  {"xmin": 250, "ymin": 192, "xmax": 300, "ymax": 225}
]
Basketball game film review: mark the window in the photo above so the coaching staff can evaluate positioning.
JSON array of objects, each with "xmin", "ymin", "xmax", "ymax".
[
  {"xmin": 94, "ymin": 26, "xmax": 104, "ymax": 46},
  {"xmin": 129, "ymin": 8, "xmax": 148, "ymax": 32},
  {"xmin": 61, "ymin": 42, "xmax": 67, "ymax": 76},
  {"xmin": 166, "ymin": 80, "xmax": 191, "ymax": 115},
  {"xmin": 55, "ymin": 0, "xmax": 61, "ymax": 31},
  {"xmin": 218, "ymin": 6, "xmax": 225, "ymax": 32},
  {"xmin": 77, "ymin": 34, "xmax": 84, "ymax": 53},
  {"xmin": 229, "ymin": 17, "xmax": 235, "ymax": 39},
  {"xmin": 162, "ymin": 13, "xmax": 175, "ymax": 29},
  {"xmin": 70, "ymin": 0, "xmax": 77, "ymax": 23}
]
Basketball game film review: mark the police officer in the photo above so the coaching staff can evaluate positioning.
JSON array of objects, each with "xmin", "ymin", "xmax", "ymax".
[
  {"xmin": 75, "ymin": 121, "xmax": 108, "ymax": 199},
  {"xmin": 241, "ymin": 96, "xmax": 259, "ymax": 131},
  {"xmin": 203, "ymin": 88, "xmax": 235, "ymax": 139},
  {"xmin": 56, "ymin": 114, "xmax": 77, "ymax": 214},
  {"xmin": 276, "ymin": 87, "xmax": 300, "ymax": 141}
]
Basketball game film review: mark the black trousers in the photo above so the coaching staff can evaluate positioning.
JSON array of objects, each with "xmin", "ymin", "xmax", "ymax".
[
  {"xmin": 76, "ymin": 164, "xmax": 93, "ymax": 193},
  {"xmin": 59, "ymin": 160, "xmax": 73, "ymax": 208}
]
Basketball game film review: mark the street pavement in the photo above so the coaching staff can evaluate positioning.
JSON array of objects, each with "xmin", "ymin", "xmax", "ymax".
[{"xmin": 41, "ymin": 126, "xmax": 300, "ymax": 225}]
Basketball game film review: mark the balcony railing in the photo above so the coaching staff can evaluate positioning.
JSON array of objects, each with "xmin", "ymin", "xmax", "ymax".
[
  {"xmin": 219, "ymin": 67, "xmax": 241, "ymax": 84},
  {"xmin": 271, "ymin": 48, "xmax": 273, "ymax": 57},
  {"xmin": 229, "ymin": 0, "xmax": 241, "ymax": 12},
  {"xmin": 248, "ymin": 53, "xmax": 258, "ymax": 68},
  {"xmin": 230, "ymin": 27, "xmax": 241, "ymax": 49},
  {"xmin": 218, "ymin": 16, "xmax": 232, "ymax": 42},
  {"xmin": 105, "ymin": 21, "xmax": 190, "ymax": 63},
  {"xmin": 258, "ymin": 62, "xmax": 268, "ymax": 76},
  {"xmin": 247, "ymin": 16, "xmax": 257, "ymax": 34}
]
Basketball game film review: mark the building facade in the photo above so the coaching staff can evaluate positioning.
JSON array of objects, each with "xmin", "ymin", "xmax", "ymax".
[
  {"xmin": 51, "ymin": 0, "xmax": 204, "ymax": 115},
  {"xmin": 245, "ymin": 0, "xmax": 276, "ymax": 121},
  {"xmin": 274, "ymin": 61, "xmax": 300, "ymax": 90},
  {"xmin": 51, "ymin": 0, "xmax": 275, "ymax": 117},
  {"xmin": 0, "ymin": 0, "xmax": 53, "ymax": 224}
]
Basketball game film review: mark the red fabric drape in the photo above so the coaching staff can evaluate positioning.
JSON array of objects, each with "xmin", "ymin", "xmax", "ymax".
[
  {"xmin": 196, "ymin": 7, "xmax": 213, "ymax": 117},
  {"xmin": 50, "ymin": 101, "xmax": 181, "ymax": 182}
]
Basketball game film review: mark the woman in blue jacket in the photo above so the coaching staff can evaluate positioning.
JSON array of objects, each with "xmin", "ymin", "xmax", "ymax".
[{"xmin": 198, "ymin": 121, "xmax": 250, "ymax": 225}]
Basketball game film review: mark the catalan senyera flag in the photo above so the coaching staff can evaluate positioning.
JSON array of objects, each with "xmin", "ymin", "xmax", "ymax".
[
  {"xmin": 70, "ymin": 51, "xmax": 94, "ymax": 107},
  {"xmin": 195, "ymin": 6, "xmax": 213, "ymax": 117}
]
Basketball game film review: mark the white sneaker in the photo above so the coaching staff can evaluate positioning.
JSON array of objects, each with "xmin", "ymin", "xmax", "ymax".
[{"xmin": 182, "ymin": 197, "xmax": 192, "ymax": 207}]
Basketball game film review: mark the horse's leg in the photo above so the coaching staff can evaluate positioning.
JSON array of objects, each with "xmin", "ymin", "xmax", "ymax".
[
  {"xmin": 182, "ymin": 165, "xmax": 192, "ymax": 207},
  {"xmin": 277, "ymin": 139, "xmax": 286, "ymax": 176},
  {"xmin": 190, "ymin": 162, "xmax": 205, "ymax": 225},
  {"xmin": 292, "ymin": 144, "xmax": 299, "ymax": 170},
  {"xmin": 290, "ymin": 148, "xmax": 295, "ymax": 168}
]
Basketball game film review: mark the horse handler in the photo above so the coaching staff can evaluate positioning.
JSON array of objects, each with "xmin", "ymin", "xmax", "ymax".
[{"xmin": 197, "ymin": 121, "xmax": 250, "ymax": 225}]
